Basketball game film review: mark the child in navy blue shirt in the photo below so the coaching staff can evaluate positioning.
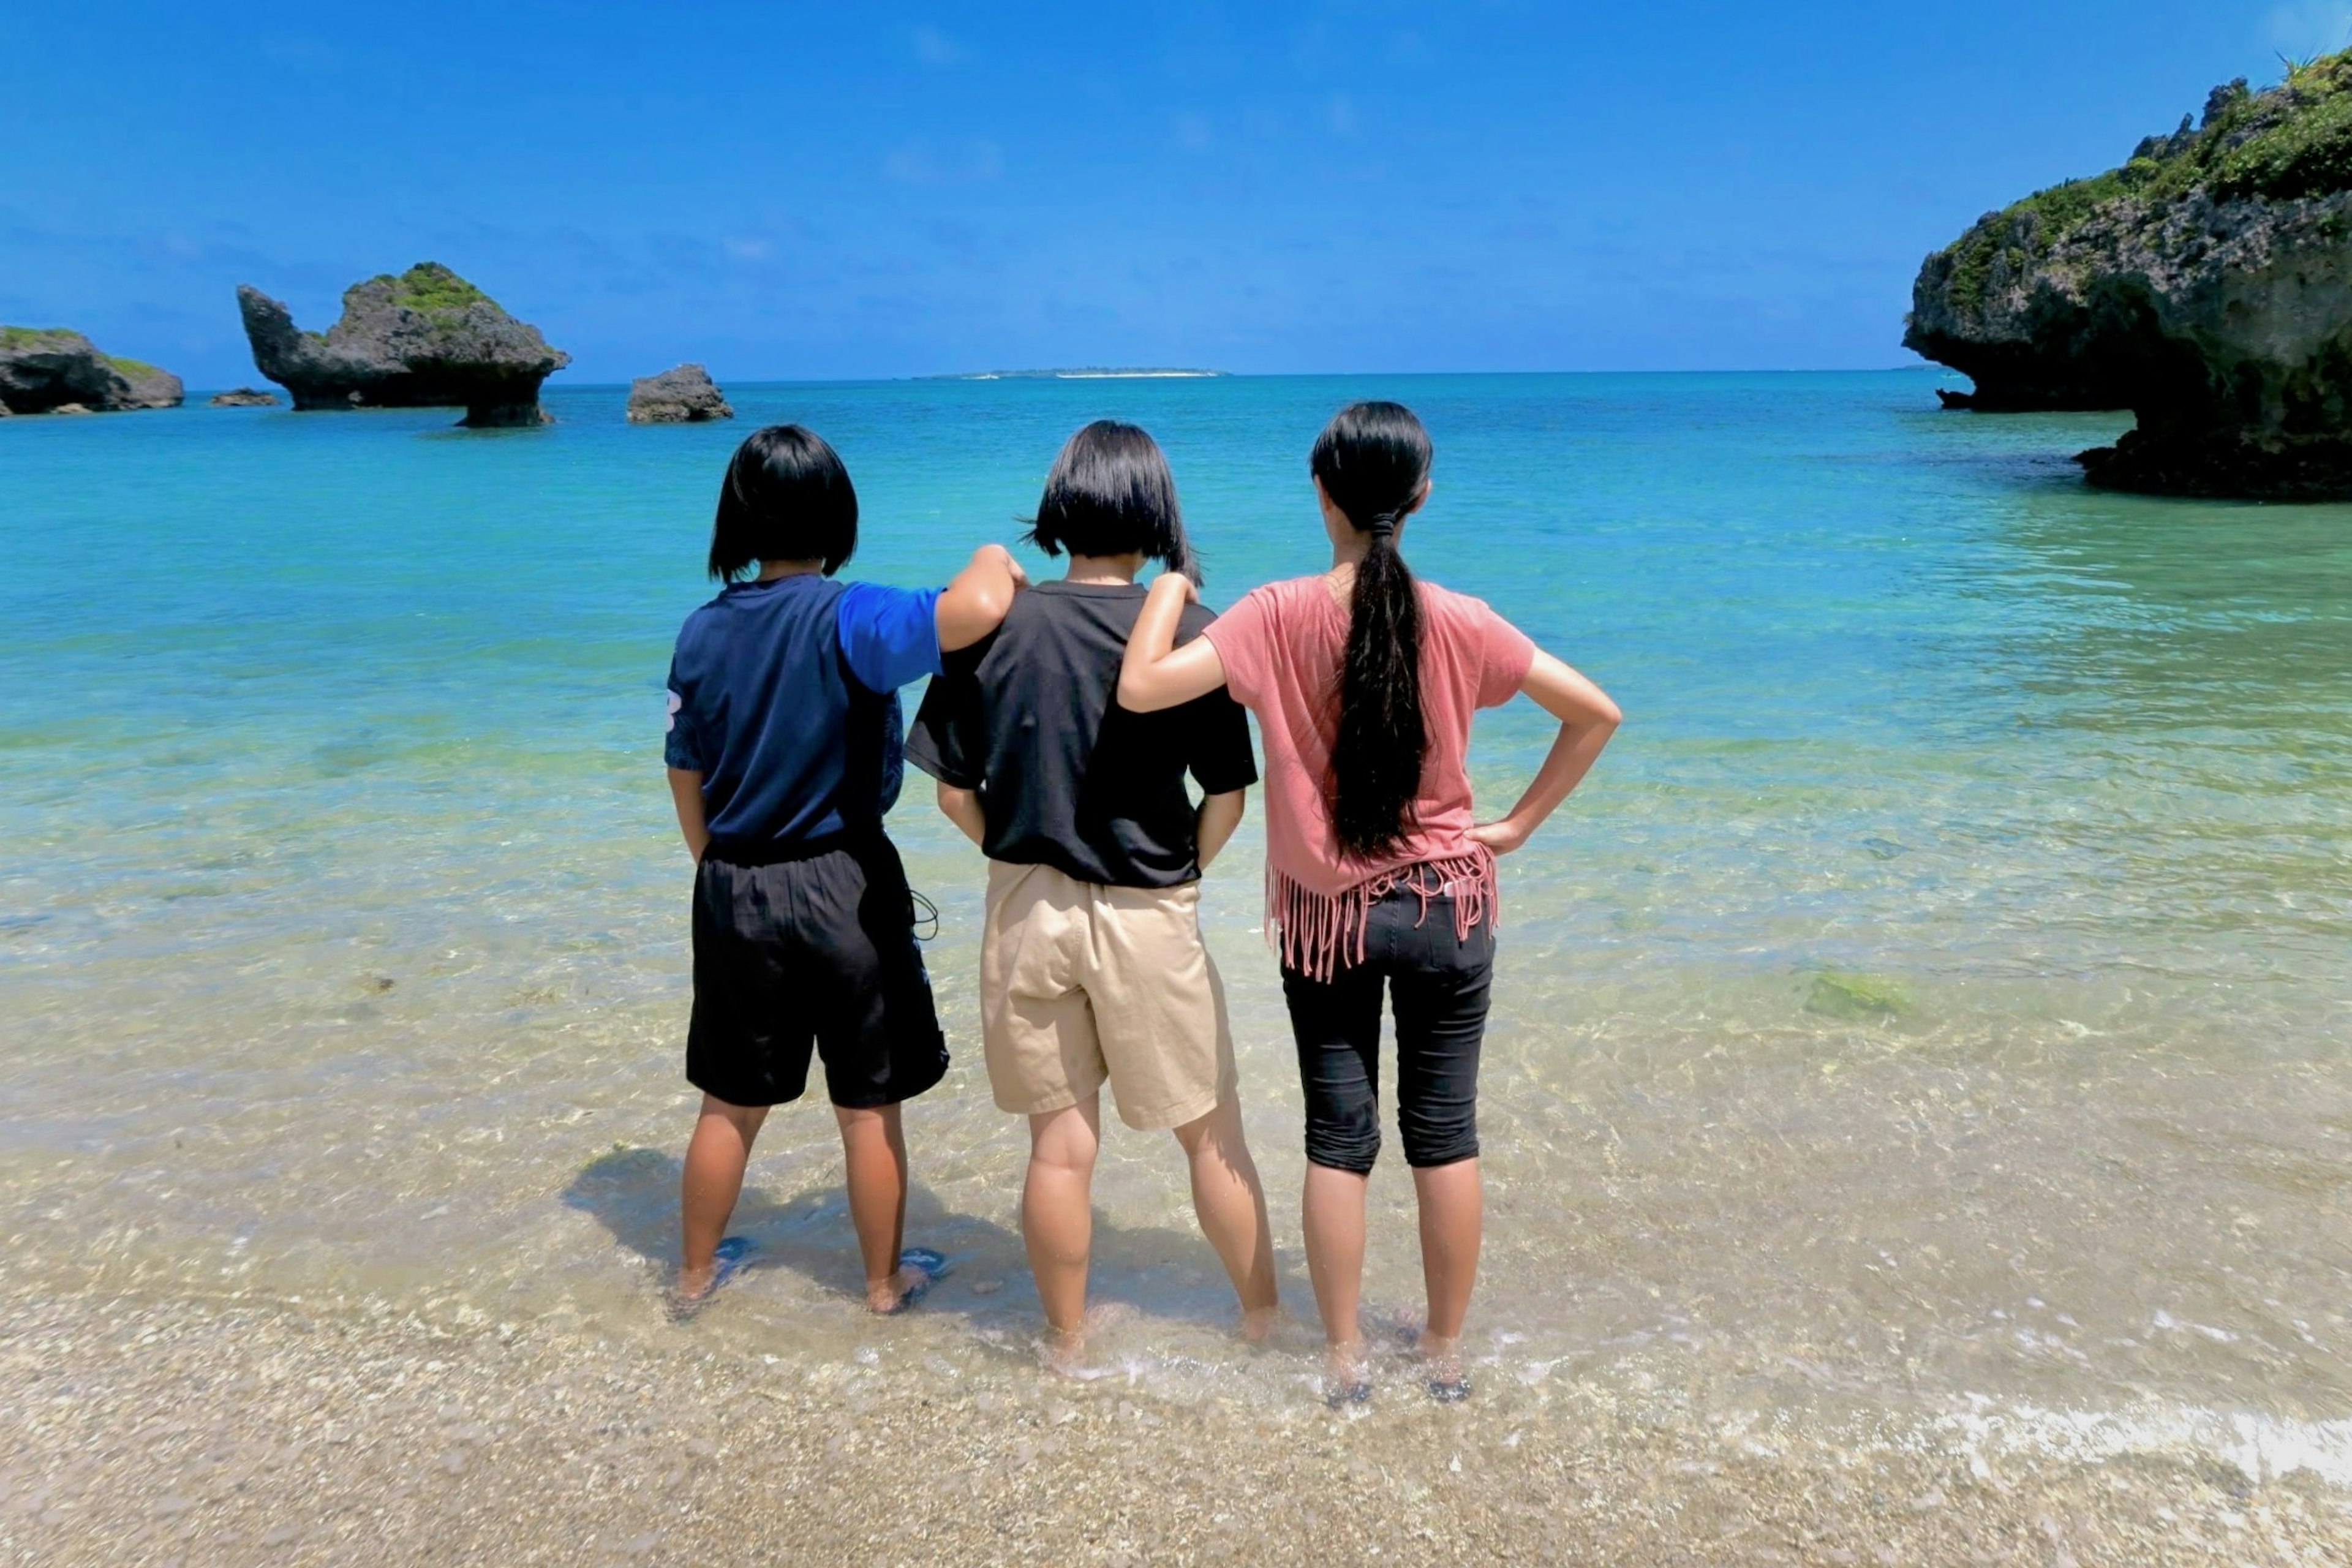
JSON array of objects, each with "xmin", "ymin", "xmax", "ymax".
[{"xmin": 663, "ymin": 424, "xmax": 1023, "ymax": 1314}]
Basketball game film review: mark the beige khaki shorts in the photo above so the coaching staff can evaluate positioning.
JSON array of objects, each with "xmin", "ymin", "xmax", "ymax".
[{"xmin": 980, "ymin": 861, "xmax": 1238, "ymax": 1131}]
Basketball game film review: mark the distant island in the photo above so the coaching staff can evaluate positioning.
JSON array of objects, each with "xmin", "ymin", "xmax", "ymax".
[{"xmin": 921, "ymin": 368, "xmax": 1229, "ymax": 381}]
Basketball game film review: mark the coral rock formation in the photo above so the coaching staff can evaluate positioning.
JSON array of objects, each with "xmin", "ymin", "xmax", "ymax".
[
  {"xmin": 1906, "ymin": 54, "xmax": 2352, "ymax": 497},
  {"xmin": 236, "ymin": 263, "xmax": 569, "ymax": 428},
  {"xmin": 209, "ymin": 387, "xmax": 282, "ymax": 408},
  {"xmin": 627, "ymin": 363, "xmax": 734, "ymax": 424},
  {"xmin": 0, "ymin": 328, "xmax": 184, "ymax": 414}
]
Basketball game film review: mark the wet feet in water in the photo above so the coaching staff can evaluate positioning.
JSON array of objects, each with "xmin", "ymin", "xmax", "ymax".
[
  {"xmin": 1240, "ymin": 1304, "xmax": 1283, "ymax": 1346},
  {"xmin": 1418, "ymin": 1333, "xmax": 1471, "ymax": 1403},
  {"xmin": 668, "ymin": 1235, "xmax": 754, "ymax": 1322},
  {"xmin": 1038, "ymin": 1302, "xmax": 1139, "ymax": 1378},
  {"xmin": 869, "ymin": 1246, "xmax": 952, "ymax": 1314},
  {"xmin": 1323, "ymin": 1340, "xmax": 1373, "ymax": 1408}
]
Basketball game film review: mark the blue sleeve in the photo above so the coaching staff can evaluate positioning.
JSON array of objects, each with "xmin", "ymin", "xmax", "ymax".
[{"xmin": 836, "ymin": 583, "xmax": 944, "ymax": 693}]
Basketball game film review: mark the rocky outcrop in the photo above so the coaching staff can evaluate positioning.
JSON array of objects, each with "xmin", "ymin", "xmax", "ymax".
[
  {"xmin": 236, "ymin": 263, "xmax": 569, "ymax": 427},
  {"xmin": 209, "ymin": 387, "xmax": 282, "ymax": 407},
  {"xmin": 0, "ymin": 328, "xmax": 184, "ymax": 413},
  {"xmin": 1906, "ymin": 55, "xmax": 2352, "ymax": 497},
  {"xmin": 627, "ymin": 363, "xmax": 733, "ymax": 423}
]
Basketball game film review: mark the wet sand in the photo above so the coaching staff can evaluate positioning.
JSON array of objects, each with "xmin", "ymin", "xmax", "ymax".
[{"xmin": 5, "ymin": 1290, "xmax": 2343, "ymax": 1566}]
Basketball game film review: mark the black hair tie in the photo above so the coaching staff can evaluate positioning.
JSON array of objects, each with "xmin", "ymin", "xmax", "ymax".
[{"xmin": 1368, "ymin": 512, "xmax": 1399, "ymax": 539}]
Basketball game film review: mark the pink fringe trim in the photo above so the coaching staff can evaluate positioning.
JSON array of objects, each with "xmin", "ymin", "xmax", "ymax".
[{"xmin": 1266, "ymin": 849, "xmax": 1499, "ymax": 982}]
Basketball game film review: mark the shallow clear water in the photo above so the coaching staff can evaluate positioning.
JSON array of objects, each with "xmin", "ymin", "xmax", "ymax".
[{"xmin": 4, "ymin": 373, "xmax": 2350, "ymax": 1478}]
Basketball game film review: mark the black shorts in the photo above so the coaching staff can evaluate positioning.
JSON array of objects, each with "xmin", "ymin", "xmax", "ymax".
[
  {"xmin": 688, "ymin": 832, "xmax": 948, "ymax": 1110},
  {"xmin": 1280, "ymin": 883, "xmax": 1494, "ymax": 1174}
]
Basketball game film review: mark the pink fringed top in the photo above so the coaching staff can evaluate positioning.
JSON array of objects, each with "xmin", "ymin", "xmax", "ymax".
[{"xmin": 1200, "ymin": 575, "xmax": 1536, "ymax": 979}]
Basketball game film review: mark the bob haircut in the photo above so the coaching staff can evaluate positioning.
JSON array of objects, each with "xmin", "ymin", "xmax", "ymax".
[
  {"xmin": 707, "ymin": 424, "xmax": 859, "ymax": 581},
  {"xmin": 1023, "ymin": 420, "xmax": 1197, "ymax": 581}
]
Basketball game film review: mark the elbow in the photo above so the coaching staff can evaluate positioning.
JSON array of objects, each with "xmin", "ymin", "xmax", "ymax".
[
  {"xmin": 1115, "ymin": 671, "xmax": 1151, "ymax": 712},
  {"xmin": 1594, "ymin": 696, "xmax": 1624, "ymax": 731}
]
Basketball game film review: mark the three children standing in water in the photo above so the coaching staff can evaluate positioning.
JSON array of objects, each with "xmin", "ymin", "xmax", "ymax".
[{"xmin": 662, "ymin": 402, "xmax": 1619, "ymax": 1400}]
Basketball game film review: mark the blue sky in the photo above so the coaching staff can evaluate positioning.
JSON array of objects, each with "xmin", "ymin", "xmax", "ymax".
[{"xmin": 2, "ymin": 2, "xmax": 2344, "ymax": 384}]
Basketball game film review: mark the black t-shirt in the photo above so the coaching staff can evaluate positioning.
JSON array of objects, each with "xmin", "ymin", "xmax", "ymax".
[{"xmin": 905, "ymin": 580, "xmax": 1259, "ymax": 888}]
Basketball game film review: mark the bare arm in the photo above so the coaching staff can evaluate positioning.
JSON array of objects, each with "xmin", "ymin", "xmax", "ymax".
[
  {"xmin": 1195, "ymin": 789, "xmax": 1246, "ymax": 870},
  {"xmin": 1117, "ymin": 572, "xmax": 1227, "ymax": 712},
  {"xmin": 935, "ymin": 544, "xmax": 1028, "ymax": 653},
  {"xmin": 668, "ymin": 767, "xmax": 711, "ymax": 862},
  {"xmin": 935, "ymin": 780, "xmax": 987, "ymax": 848},
  {"xmin": 1466, "ymin": 651, "xmax": 1622, "ymax": 856}
]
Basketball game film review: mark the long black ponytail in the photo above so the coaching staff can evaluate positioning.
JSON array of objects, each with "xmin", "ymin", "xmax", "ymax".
[{"xmin": 1311, "ymin": 401, "xmax": 1433, "ymax": 861}]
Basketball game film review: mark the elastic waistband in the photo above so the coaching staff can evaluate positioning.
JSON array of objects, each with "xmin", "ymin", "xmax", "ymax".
[{"xmin": 704, "ymin": 827, "xmax": 888, "ymax": 868}]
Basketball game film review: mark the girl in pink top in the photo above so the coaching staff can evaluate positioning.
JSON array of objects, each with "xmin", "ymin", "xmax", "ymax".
[{"xmin": 1120, "ymin": 401, "xmax": 1619, "ymax": 1403}]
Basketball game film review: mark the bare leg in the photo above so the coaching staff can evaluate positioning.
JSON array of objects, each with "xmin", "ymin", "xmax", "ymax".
[
  {"xmin": 835, "ymin": 1102, "xmax": 929, "ymax": 1312},
  {"xmin": 1170, "ymin": 1097, "xmax": 1279, "ymax": 1338},
  {"xmin": 1023, "ymin": 1096, "xmax": 1102, "ymax": 1352},
  {"xmin": 1301, "ymin": 1161, "xmax": 1371, "ymax": 1385},
  {"xmin": 1412, "ymin": 1156, "xmax": 1483, "ymax": 1381},
  {"xmin": 680, "ymin": 1095, "xmax": 769, "ymax": 1295}
]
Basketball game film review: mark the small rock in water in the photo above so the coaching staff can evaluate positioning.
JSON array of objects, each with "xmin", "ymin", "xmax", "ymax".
[
  {"xmin": 209, "ymin": 387, "xmax": 282, "ymax": 408},
  {"xmin": 1804, "ymin": 971, "xmax": 1909, "ymax": 1021},
  {"xmin": 367, "ymin": 975, "xmax": 396, "ymax": 993},
  {"xmin": 627, "ymin": 363, "xmax": 734, "ymax": 424},
  {"xmin": 1860, "ymin": 837, "xmax": 1905, "ymax": 860}
]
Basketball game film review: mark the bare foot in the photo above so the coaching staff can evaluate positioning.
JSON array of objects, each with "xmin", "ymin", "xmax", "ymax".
[
  {"xmin": 864, "ymin": 1266, "xmax": 930, "ymax": 1314},
  {"xmin": 1039, "ymin": 1322, "xmax": 1089, "ymax": 1377},
  {"xmin": 1417, "ymin": 1332, "xmax": 1470, "ymax": 1402},
  {"xmin": 1324, "ymin": 1338, "xmax": 1372, "ymax": 1406},
  {"xmin": 1240, "ymin": 1304, "xmax": 1283, "ymax": 1345}
]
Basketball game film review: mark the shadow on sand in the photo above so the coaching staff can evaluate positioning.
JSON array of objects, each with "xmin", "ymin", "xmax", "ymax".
[{"xmin": 561, "ymin": 1145, "xmax": 1302, "ymax": 1341}]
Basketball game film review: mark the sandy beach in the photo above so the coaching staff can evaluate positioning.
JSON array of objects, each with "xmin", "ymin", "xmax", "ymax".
[{"xmin": 5, "ymin": 1285, "xmax": 2343, "ymax": 1566}]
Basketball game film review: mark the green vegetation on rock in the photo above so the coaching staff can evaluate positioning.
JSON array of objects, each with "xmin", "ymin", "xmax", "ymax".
[
  {"xmin": 104, "ymin": 355, "xmax": 161, "ymax": 377},
  {"xmin": 359, "ymin": 262, "xmax": 492, "ymax": 322},
  {"xmin": 1936, "ymin": 50, "xmax": 2352, "ymax": 312},
  {"xmin": 1, "ymin": 326, "xmax": 69, "ymax": 347}
]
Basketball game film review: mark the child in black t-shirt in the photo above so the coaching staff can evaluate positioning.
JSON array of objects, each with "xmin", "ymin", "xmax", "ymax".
[{"xmin": 906, "ymin": 421, "xmax": 1278, "ymax": 1362}]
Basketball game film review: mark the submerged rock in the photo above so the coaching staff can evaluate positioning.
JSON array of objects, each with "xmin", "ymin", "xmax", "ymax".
[
  {"xmin": 1907, "ymin": 51, "xmax": 2352, "ymax": 497},
  {"xmin": 627, "ymin": 363, "xmax": 734, "ymax": 424},
  {"xmin": 209, "ymin": 386, "xmax": 282, "ymax": 408},
  {"xmin": 236, "ymin": 263, "xmax": 569, "ymax": 427},
  {"xmin": 0, "ymin": 328, "xmax": 184, "ymax": 413}
]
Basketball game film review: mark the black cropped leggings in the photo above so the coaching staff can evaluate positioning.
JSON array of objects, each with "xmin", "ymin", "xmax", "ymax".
[{"xmin": 1280, "ymin": 886, "xmax": 1495, "ymax": 1174}]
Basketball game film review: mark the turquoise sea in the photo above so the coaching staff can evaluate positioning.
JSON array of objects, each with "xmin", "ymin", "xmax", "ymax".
[{"xmin": 4, "ymin": 372, "xmax": 2350, "ymax": 1485}]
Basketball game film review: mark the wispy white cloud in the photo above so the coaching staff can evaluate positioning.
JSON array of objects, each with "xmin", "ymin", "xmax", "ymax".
[
  {"xmin": 883, "ymin": 138, "xmax": 1003, "ymax": 185},
  {"xmin": 2266, "ymin": 2, "xmax": 2352, "ymax": 56},
  {"xmin": 911, "ymin": 24, "xmax": 962, "ymax": 67}
]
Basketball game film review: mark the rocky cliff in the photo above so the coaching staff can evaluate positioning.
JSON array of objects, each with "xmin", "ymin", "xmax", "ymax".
[
  {"xmin": 627, "ymin": 363, "xmax": 733, "ymax": 423},
  {"xmin": 1907, "ymin": 54, "xmax": 2352, "ymax": 497},
  {"xmin": 0, "ymin": 328, "xmax": 184, "ymax": 413},
  {"xmin": 237, "ymin": 263, "xmax": 569, "ymax": 427}
]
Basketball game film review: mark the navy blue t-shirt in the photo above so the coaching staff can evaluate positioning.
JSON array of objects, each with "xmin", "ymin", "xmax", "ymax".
[{"xmin": 664, "ymin": 575, "xmax": 943, "ymax": 847}]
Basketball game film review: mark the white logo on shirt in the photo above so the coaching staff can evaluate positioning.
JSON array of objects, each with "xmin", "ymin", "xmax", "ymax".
[{"xmin": 665, "ymin": 690, "xmax": 683, "ymax": 734}]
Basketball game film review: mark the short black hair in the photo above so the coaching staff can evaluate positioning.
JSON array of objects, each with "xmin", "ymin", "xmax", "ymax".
[
  {"xmin": 707, "ymin": 424, "xmax": 859, "ymax": 581},
  {"xmin": 1023, "ymin": 420, "xmax": 1197, "ymax": 581}
]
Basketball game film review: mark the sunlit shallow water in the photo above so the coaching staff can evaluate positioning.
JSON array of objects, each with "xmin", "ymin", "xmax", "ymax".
[{"xmin": 3, "ymin": 372, "xmax": 2349, "ymax": 1483}]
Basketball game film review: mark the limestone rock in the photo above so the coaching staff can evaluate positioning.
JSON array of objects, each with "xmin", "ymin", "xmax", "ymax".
[
  {"xmin": 0, "ymin": 328, "xmax": 184, "ymax": 413},
  {"xmin": 209, "ymin": 387, "xmax": 282, "ymax": 407},
  {"xmin": 236, "ymin": 263, "xmax": 569, "ymax": 427},
  {"xmin": 627, "ymin": 363, "xmax": 734, "ymax": 424},
  {"xmin": 1905, "ymin": 50, "xmax": 2352, "ymax": 497}
]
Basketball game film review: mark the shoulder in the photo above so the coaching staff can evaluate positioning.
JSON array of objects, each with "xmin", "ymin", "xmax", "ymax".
[
  {"xmin": 1213, "ymin": 575, "xmax": 1322, "ymax": 624},
  {"xmin": 834, "ymin": 579, "xmax": 923, "ymax": 614},
  {"xmin": 672, "ymin": 592, "xmax": 734, "ymax": 652},
  {"xmin": 1417, "ymin": 579, "xmax": 1510, "ymax": 629}
]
